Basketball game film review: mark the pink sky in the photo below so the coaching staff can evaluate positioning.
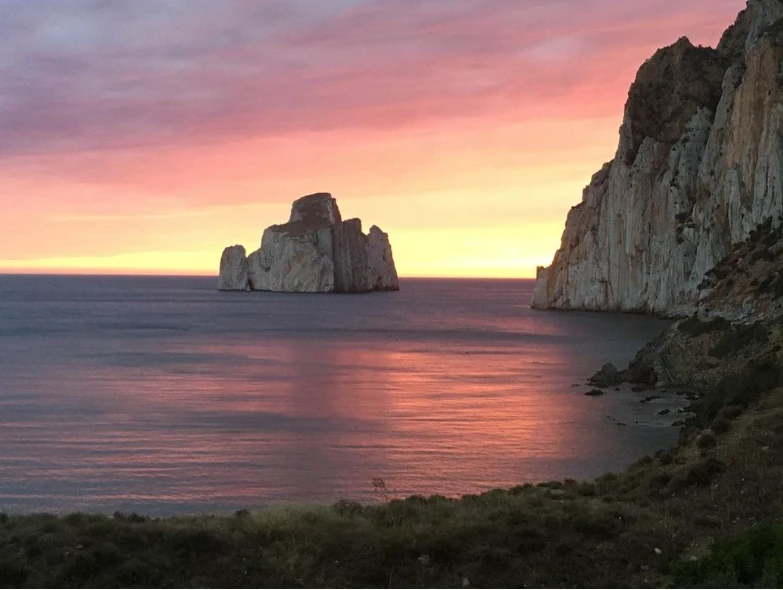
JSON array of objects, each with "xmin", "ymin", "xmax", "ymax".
[{"xmin": 0, "ymin": 0, "xmax": 746, "ymax": 277}]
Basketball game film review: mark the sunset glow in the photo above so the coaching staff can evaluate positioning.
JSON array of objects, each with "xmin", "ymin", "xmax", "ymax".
[{"xmin": 1, "ymin": 0, "xmax": 745, "ymax": 277}]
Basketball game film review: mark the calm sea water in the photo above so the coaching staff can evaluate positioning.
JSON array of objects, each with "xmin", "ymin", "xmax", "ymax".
[{"xmin": 0, "ymin": 276, "xmax": 674, "ymax": 516}]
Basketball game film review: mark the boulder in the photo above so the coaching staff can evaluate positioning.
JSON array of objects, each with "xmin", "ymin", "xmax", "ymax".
[
  {"xmin": 589, "ymin": 363, "xmax": 621, "ymax": 387},
  {"xmin": 366, "ymin": 225, "xmax": 400, "ymax": 291},
  {"xmin": 584, "ymin": 389, "xmax": 606, "ymax": 397},
  {"xmin": 218, "ymin": 245, "xmax": 248, "ymax": 291}
]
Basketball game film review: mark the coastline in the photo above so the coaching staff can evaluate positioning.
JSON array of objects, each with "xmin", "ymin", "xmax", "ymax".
[{"xmin": 3, "ymin": 322, "xmax": 781, "ymax": 588}]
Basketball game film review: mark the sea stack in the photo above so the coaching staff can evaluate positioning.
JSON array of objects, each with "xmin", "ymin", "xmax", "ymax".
[
  {"xmin": 217, "ymin": 245, "xmax": 249, "ymax": 291},
  {"xmin": 218, "ymin": 193, "xmax": 399, "ymax": 293},
  {"xmin": 532, "ymin": 0, "xmax": 783, "ymax": 316}
]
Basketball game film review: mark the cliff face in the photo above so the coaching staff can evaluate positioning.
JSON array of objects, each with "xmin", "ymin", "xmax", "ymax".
[
  {"xmin": 219, "ymin": 193, "xmax": 399, "ymax": 293},
  {"xmin": 533, "ymin": 0, "xmax": 783, "ymax": 316}
]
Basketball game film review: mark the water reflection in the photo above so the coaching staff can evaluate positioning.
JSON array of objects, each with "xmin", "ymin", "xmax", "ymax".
[{"xmin": 0, "ymin": 276, "xmax": 674, "ymax": 515}]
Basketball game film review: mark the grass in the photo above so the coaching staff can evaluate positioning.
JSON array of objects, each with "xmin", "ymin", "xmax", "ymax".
[{"xmin": 0, "ymin": 492, "xmax": 677, "ymax": 588}]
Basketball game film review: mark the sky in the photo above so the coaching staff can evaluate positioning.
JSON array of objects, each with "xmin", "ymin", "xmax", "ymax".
[{"xmin": 0, "ymin": 0, "xmax": 746, "ymax": 278}]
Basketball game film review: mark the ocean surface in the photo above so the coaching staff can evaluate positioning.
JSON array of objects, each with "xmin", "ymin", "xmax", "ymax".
[{"xmin": 0, "ymin": 275, "xmax": 676, "ymax": 516}]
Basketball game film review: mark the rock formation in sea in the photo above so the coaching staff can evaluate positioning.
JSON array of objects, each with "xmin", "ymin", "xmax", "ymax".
[
  {"xmin": 218, "ymin": 245, "xmax": 249, "ymax": 291},
  {"xmin": 218, "ymin": 193, "xmax": 399, "ymax": 293},
  {"xmin": 532, "ymin": 0, "xmax": 783, "ymax": 316}
]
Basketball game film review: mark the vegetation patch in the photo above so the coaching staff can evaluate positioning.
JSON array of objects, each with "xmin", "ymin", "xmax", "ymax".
[
  {"xmin": 677, "ymin": 316, "xmax": 731, "ymax": 337},
  {"xmin": 693, "ymin": 360, "xmax": 783, "ymax": 424},
  {"xmin": 709, "ymin": 323, "xmax": 769, "ymax": 359},
  {"xmin": 673, "ymin": 522, "xmax": 783, "ymax": 588}
]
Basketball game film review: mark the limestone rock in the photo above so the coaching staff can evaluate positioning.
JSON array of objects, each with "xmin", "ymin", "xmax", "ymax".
[
  {"xmin": 366, "ymin": 225, "xmax": 400, "ymax": 291},
  {"xmin": 218, "ymin": 245, "xmax": 248, "ymax": 291},
  {"xmin": 248, "ymin": 224, "xmax": 335, "ymax": 293},
  {"xmin": 332, "ymin": 219, "xmax": 371, "ymax": 293},
  {"xmin": 533, "ymin": 1, "xmax": 783, "ymax": 316},
  {"xmin": 288, "ymin": 192, "xmax": 342, "ymax": 227},
  {"xmin": 219, "ymin": 192, "xmax": 399, "ymax": 294}
]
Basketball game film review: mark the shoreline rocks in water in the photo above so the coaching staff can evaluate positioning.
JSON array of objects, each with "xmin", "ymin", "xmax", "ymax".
[
  {"xmin": 218, "ymin": 193, "xmax": 399, "ymax": 293},
  {"xmin": 584, "ymin": 388, "xmax": 606, "ymax": 397},
  {"xmin": 589, "ymin": 363, "xmax": 622, "ymax": 388}
]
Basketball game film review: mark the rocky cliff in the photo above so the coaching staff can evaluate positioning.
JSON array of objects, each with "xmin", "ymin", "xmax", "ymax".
[
  {"xmin": 218, "ymin": 193, "xmax": 399, "ymax": 293},
  {"xmin": 532, "ymin": 0, "xmax": 783, "ymax": 316}
]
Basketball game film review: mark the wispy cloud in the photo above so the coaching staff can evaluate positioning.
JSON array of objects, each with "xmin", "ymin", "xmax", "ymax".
[
  {"xmin": 1, "ymin": 0, "xmax": 743, "ymax": 158},
  {"xmin": 0, "ymin": 0, "xmax": 747, "ymax": 277}
]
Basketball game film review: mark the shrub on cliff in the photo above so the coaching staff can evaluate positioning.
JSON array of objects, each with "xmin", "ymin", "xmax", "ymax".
[
  {"xmin": 672, "ymin": 522, "xmax": 783, "ymax": 587},
  {"xmin": 709, "ymin": 323, "xmax": 769, "ymax": 358},
  {"xmin": 677, "ymin": 316, "xmax": 731, "ymax": 337},
  {"xmin": 694, "ymin": 360, "xmax": 783, "ymax": 424}
]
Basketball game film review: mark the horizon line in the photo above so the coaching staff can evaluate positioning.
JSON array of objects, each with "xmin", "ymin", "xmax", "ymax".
[{"xmin": 0, "ymin": 270, "xmax": 537, "ymax": 281}]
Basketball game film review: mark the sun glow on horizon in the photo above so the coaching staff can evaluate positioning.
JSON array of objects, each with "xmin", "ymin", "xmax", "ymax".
[{"xmin": 0, "ymin": 0, "xmax": 745, "ymax": 278}]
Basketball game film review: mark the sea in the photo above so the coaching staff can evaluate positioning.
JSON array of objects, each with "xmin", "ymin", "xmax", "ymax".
[{"xmin": 0, "ymin": 275, "xmax": 676, "ymax": 516}]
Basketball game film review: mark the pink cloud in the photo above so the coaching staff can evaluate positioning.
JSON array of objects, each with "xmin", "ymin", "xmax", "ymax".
[{"xmin": 1, "ymin": 0, "xmax": 745, "ymax": 161}]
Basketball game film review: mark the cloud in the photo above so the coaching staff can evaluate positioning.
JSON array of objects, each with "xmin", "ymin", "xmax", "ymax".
[{"xmin": 0, "ymin": 0, "xmax": 745, "ymax": 160}]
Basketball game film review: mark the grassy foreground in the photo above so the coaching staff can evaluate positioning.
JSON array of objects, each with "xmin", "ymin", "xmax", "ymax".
[{"xmin": 3, "ymin": 380, "xmax": 783, "ymax": 587}]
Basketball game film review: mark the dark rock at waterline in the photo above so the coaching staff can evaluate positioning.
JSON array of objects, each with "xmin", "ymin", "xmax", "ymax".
[
  {"xmin": 640, "ymin": 395, "xmax": 662, "ymax": 404},
  {"xmin": 585, "ymin": 388, "xmax": 606, "ymax": 397},
  {"xmin": 589, "ymin": 363, "xmax": 622, "ymax": 387}
]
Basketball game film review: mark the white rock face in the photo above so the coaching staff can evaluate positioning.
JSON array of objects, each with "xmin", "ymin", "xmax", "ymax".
[
  {"xmin": 367, "ymin": 225, "xmax": 399, "ymax": 291},
  {"xmin": 247, "ymin": 226, "xmax": 335, "ymax": 293},
  {"xmin": 533, "ymin": 1, "xmax": 783, "ymax": 316},
  {"xmin": 219, "ymin": 192, "xmax": 400, "ymax": 294},
  {"xmin": 218, "ymin": 245, "xmax": 249, "ymax": 291}
]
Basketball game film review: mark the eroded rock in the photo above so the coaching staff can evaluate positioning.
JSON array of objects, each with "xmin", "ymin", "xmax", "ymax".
[
  {"xmin": 219, "ymin": 192, "xmax": 399, "ymax": 294},
  {"xmin": 367, "ymin": 225, "xmax": 399, "ymax": 291},
  {"xmin": 218, "ymin": 245, "xmax": 248, "ymax": 291}
]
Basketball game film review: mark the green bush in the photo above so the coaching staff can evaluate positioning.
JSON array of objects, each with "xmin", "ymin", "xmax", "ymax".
[
  {"xmin": 672, "ymin": 522, "xmax": 783, "ymax": 587},
  {"xmin": 709, "ymin": 323, "xmax": 769, "ymax": 359},
  {"xmin": 677, "ymin": 316, "xmax": 731, "ymax": 337},
  {"xmin": 695, "ymin": 360, "xmax": 783, "ymax": 424},
  {"xmin": 751, "ymin": 248, "xmax": 775, "ymax": 264},
  {"xmin": 711, "ymin": 418, "xmax": 732, "ymax": 435}
]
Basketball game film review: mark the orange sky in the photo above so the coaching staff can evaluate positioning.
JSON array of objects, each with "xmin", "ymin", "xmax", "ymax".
[{"xmin": 0, "ymin": 0, "xmax": 746, "ymax": 277}]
